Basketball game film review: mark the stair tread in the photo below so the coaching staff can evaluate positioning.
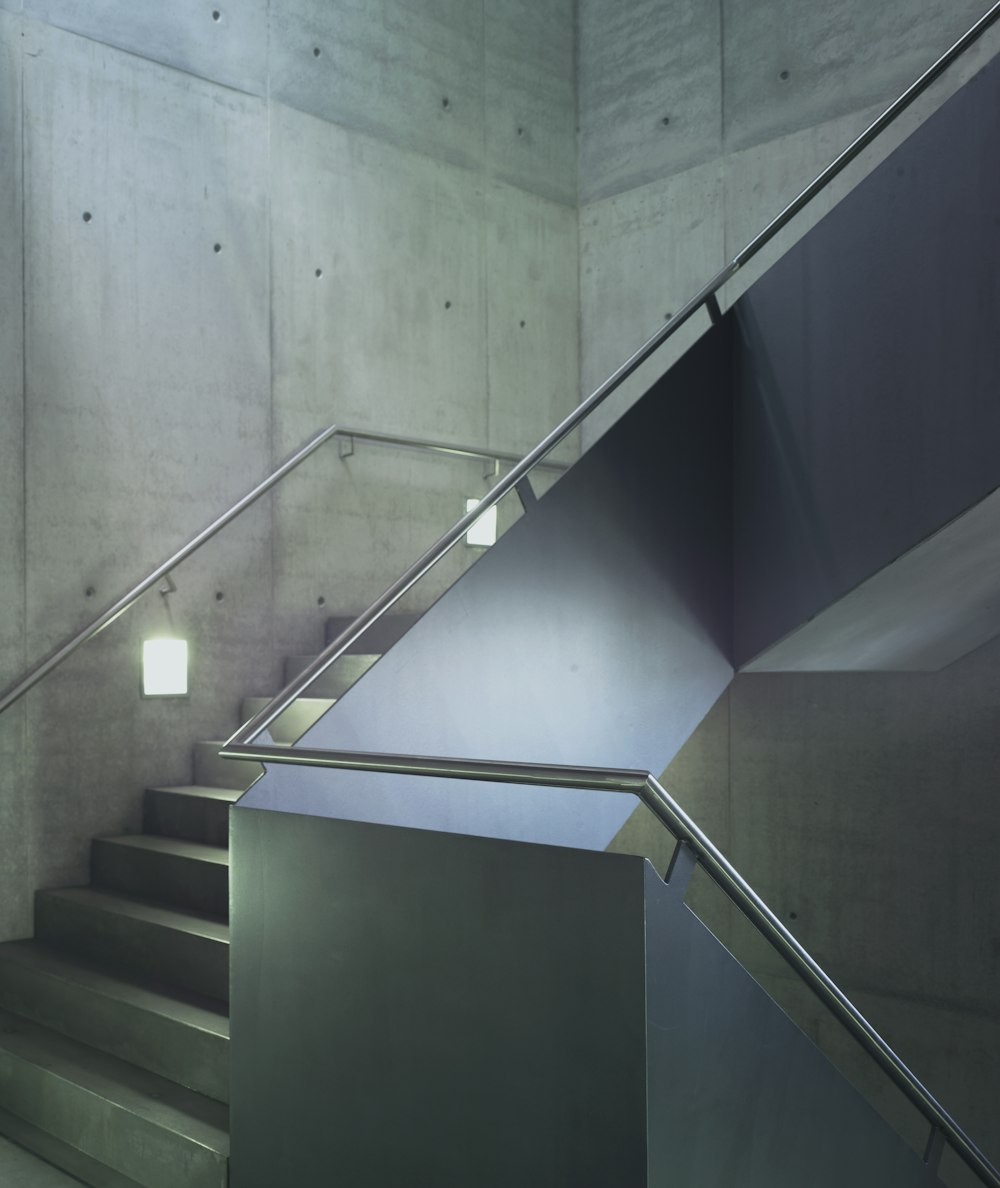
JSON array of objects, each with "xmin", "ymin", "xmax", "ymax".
[
  {"xmin": 0, "ymin": 1007, "xmax": 229, "ymax": 1152},
  {"xmin": 241, "ymin": 696, "xmax": 336, "ymax": 707},
  {"xmin": 38, "ymin": 888, "xmax": 229, "ymax": 943},
  {"xmin": 194, "ymin": 741, "xmax": 261, "ymax": 793},
  {"xmin": 286, "ymin": 652, "xmax": 380, "ymax": 664},
  {"xmin": 147, "ymin": 784, "xmax": 243, "ymax": 804},
  {"xmin": 95, "ymin": 835, "xmax": 230, "ymax": 867},
  {"xmin": 0, "ymin": 940, "xmax": 228, "ymax": 1037}
]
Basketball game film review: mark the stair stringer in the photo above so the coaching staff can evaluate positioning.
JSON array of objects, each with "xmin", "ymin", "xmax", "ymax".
[
  {"xmin": 240, "ymin": 319, "xmax": 735, "ymax": 851},
  {"xmin": 733, "ymin": 47, "xmax": 1000, "ymax": 671}
]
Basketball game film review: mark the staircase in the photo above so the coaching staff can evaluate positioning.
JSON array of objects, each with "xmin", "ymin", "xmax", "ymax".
[{"xmin": 0, "ymin": 623, "xmax": 397, "ymax": 1188}]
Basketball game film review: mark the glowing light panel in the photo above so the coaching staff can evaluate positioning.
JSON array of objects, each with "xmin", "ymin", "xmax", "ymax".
[
  {"xmin": 143, "ymin": 638, "xmax": 188, "ymax": 697},
  {"xmin": 465, "ymin": 498, "xmax": 497, "ymax": 547}
]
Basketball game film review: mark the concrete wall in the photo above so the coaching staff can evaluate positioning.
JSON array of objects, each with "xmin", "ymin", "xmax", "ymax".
[
  {"xmin": 0, "ymin": 2, "xmax": 579, "ymax": 940},
  {"xmin": 610, "ymin": 635, "xmax": 1000, "ymax": 1175},
  {"xmin": 577, "ymin": 0, "xmax": 1000, "ymax": 447}
]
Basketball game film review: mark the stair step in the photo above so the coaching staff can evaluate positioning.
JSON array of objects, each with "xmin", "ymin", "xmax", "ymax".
[
  {"xmin": 0, "ymin": 1007, "xmax": 227, "ymax": 1188},
  {"xmin": 239, "ymin": 697, "xmax": 335, "ymax": 745},
  {"xmin": 325, "ymin": 612, "xmax": 420, "ymax": 651},
  {"xmin": 35, "ymin": 889, "xmax": 229, "ymax": 1004},
  {"xmin": 93, "ymin": 836, "xmax": 229, "ymax": 920},
  {"xmin": 144, "ymin": 785, "xmax": 240, "ymax": 848},
  {"xmin": 193, "ymin": 741, "xmax": 261, "ymax": 791},
  {"xmin": 0, "ymin": 940, "xmax": 228, "ymax": 1104},
  {"xmin": 283, "ymin": 652, "xmax": 379, "ymax": 698},
  {"xmin": 0, "ymin": 1104, "xmax": 144, "ymax": 1187}
]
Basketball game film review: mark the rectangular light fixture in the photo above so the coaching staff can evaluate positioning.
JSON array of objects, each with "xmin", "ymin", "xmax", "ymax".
[
  {"xmin": 142, "ymin": 638, "xmax": 188, "ymax": 697},
  {"xmin": 465, "ymin": 498, "xmax": 497, "ymax": 547}
]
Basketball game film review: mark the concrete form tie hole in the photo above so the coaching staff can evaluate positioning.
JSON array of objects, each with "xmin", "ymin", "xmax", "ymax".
[
  {"xmin": 517, "ymin": 126, "xmax": 524, "ymax": 137},
  {"xmin": 215, "ymin": 591, "xmax": 225, "ymax": 602},
  {"xmin": 519, "ymin": 320, "xmax": 526, "ymax": 328},
  {"xmin": 214, "ymin": 242, "xmax": 222, "ymax": 253},
  {"xmin": 315, "ymin": 268, "xmax": 323, "ymax": 278},
  {"xmin": 212, "ymin": 9, "xmax": 221, "ymax": 21},
  {"xmin": 85, "ymin": 586, "xmax": 96, "ymax": 598},
  {"xmin": 441, "ymin": 96, "xmax": 450, "ymax": 110},
  {"xmin": 661, "ymin": 116, "xmax": 670, "ymax": 126},
  {"xmin": 317, "ymin": 596, "xmax": 326, "ymax": 608},
  {"xmin": 82, "ymin": 211, "xmax": 93, "ymax": 223},
  {"xmin": 313, "ymin": 46, "xmax": 321, "ymax": 57},
  {"xmin": 444, "ymin": 299, "xmax": 452, "ymax": 310},
  {"xmin": 779, "ymin": 69, "xmax": 790, "ymax": 81}
]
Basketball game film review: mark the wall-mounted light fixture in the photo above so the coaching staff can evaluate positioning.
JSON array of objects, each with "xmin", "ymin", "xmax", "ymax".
[
  {"xmin": 465, "ymin": 498, "xmax": 497, "ymax": 547},
  {"xmin": 142, "ymin": 574, "xmax": 188, "ymax": 696},
  {"xmin": 142, "ymin": 637, "xmax": 188, "ymax": 697}
]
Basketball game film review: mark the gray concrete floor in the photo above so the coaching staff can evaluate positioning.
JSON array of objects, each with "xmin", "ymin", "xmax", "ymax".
[{"xmin": 0, "ymin": 1138, "xmax": 84, "ymax": 1186}]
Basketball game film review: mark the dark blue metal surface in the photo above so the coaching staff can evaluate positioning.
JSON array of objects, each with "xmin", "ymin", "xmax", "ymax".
[
  {"xmin": 734, "ymin": 51, "xmax": 1000, "ymax": 666},
  {"xmin": 240, "ymin": 323, "xmax": 734, "ymax": 852}
]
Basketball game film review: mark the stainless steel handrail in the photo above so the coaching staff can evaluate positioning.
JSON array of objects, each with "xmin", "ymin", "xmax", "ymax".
[
  {"xmin": 0, "ymin": 423, "xmax": 537, "ymax": 717},
  {"xmin": 335, "ymin": 426, "xmax": 568, "ymax": 472},
  {"xmin": 218, "ymin": 740, "xmax": 1000, "ymax": 1188},
  {"xmin": 0, "ymin": 424, "xmax": 339, "ymax": 718},
  {"xmin": 227, "ymin": 0, "xmax": 1000, "ymax": 751}
]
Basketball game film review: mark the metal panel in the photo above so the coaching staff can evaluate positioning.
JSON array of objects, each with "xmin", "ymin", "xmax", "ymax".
[
  {"xmin": 231, "ymin": 810, "xmax": 649, "ymax": 1188},
  {"xmin": 24, "ymin": 0, "xmax": 267, "ymax": 96},
  {"xmin": 486, "ymin": 182, "xmax": 579, "ymax": 463},
  {"xmin": 241, "ymin": 322, "xmax": 734, "ymax": 853},
  {"xmin": 733, "ymin": 49, "xmax": 1000, "ymax": 665},
  {"xmin": 722, "ymin": 0, "xmax": 989, "ymax": 154},
  {"xmin": 484, "ymin": 0, "xmax": 576, "ymax": 206},
  {"xmin": 743, "ymin": 485, "xmax": 1000, "ymax": 671},
  {"xmin": 577, "ymin": 0, "xmax": 722, "ymax": 205},
  {"xmin": 644, "ymin": 866, "xmax": 944, "ymax": 1187},
  {"xmin": 269, "ymin": 0, "xmax": 485, "ymax": 173}
]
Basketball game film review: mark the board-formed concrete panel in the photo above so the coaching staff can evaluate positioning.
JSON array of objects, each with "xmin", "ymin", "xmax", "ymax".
[
  {"xmin": 578, "ymin": 0, "xmax": 722, "ymax": 204},
  {"xmin": 727, "ymin": 654, "xmax": 1000, "ymax": 1017},
  {"xmin": 268, "ymin": 102, "xmax": 492, "ymax": 647},
  {"xmin": 485, "ymin": 0, "xmax": 576, "ymax": 205},
  {"xmin": 269, "ymin": 102, "xmax": 487, "ymax": 452},
  {"xmin": 579, "ymin": 158, "xmax": 723, "ymax": 449},
  {"xmin": 269, "ymin": 0, "xmax": 485, "ymax": 173},
  {"xmin": 0, "ymin": 10, "xmax": 28, "ymax": 943},
  {"xmin": 23, "ymin": 23, "xmax": 271, "ymax": 649},
  {"xmin": 18, "ymin": 23, "xmax": 275, "ymax": 917},
  {"xmin": 722, "ymin": 0, "xmax": 990, "ymax": 154},
  {"xmin": 24, "ymin": 0, "xmax": 267, "ymax": 96},
  {"xmin": 486, "ymin": 182, "xmax": 579, "ymax": 464}
]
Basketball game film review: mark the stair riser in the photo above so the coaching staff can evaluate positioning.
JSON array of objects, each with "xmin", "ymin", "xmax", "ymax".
[
  {"xmin": 0, "ymin": 961, "xmax": 228, "ymax": 1104},
  {"xmin": 239, "ymin": 698, "xmax": 334, "ymax": 745},
  {"xmin": 193, "ymin": 742, "xmax": 261, "ymax": 791},
  {"xmin": 325, "ymin": 613, "xmax": 419, "ymax": 651},
  {"xmin": 144, "ymin": 790, "xmax": 230, "ymax": 848},
  {"xmin": 0, "ymin": 1105, "xmax": 143, "ymax": 1188},
  {"xmin": 0, "ymin": 1045, "xmax": 227, "ymax": 1188},
  {"xmin": 92, "ymin": 841, "xmax": 229, "ymax": 920},
  {"xmin": 35, "ymin": 895, "xmax": 229, "ymax": 1004},
  {"xmin": 283, "ymin": 654, "xmax": 379, "ymax": 698}
]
